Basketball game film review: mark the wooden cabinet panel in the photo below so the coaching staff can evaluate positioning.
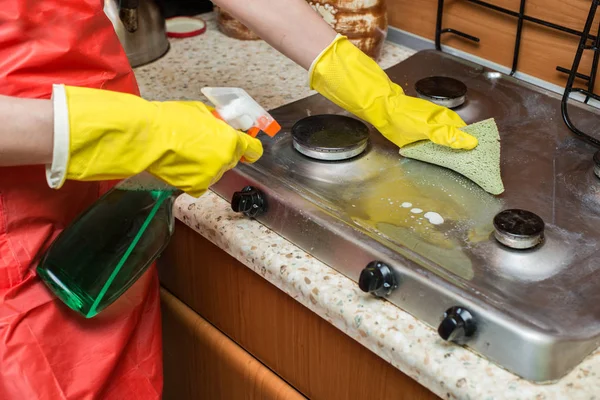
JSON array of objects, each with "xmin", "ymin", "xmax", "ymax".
[
  {"xmin": 388, "ymin": 0, "xmax": 600, "ymax": 91},
  {"xmin": 158, "ymin": 221, "xmax": 438, "ymax": 400},
  {"xmin": 161, "ymin": 288, "xmax": 305, "ymax": 400}
]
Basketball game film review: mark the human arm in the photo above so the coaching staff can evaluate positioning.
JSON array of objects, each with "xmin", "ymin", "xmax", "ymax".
[
  {"xmin": 212, "ymin": 0, "xmax": 336, "ymax": 70},
  {"xmin": 212, "ymin": 0, "xmax": 478, "ymax": 150},
  {"xmin": 0, "ymin": 86, "xmax": 262, "ymax": 197},
  {"xmin": 0, "ymin": 95, "xmax": 54, "ymax": 166}
]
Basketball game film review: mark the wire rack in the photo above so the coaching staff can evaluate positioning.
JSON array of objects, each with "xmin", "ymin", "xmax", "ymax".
[{"xmin": 435, "ymin": 0, "xmax": 600, "ymax": 146}]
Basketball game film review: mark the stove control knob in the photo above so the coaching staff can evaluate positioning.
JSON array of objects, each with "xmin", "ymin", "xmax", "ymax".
[
  {"xmin": 438, "ymin": 306, "xmax": 476, "ymax": 342},
  {"xmin": 358, "ymin": 261, "xmax": 398, "ymax": 297},
  {"xmin": 231, "ymin": 186, "xmax": 267, "ymax": 218}
]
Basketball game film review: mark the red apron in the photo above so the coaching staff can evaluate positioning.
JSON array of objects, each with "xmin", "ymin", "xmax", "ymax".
[{"xmin": 0, "ymin": 1, "xmax": 163, "ymax": 399}]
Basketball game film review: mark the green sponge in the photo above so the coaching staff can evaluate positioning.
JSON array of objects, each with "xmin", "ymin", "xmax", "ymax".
[{"xmin": 399, "ymin": 118, "xmax": 504, "ymax": 195}]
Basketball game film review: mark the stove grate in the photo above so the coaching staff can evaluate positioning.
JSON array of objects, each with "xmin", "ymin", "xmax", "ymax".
[{"xmin": 435, "ymin": 0, "xmax": 600, "ymax": 147}]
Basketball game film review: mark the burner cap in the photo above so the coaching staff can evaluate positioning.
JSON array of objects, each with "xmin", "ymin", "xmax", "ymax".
[
  {"xmin": 291, "ymin": 115, "xmax": 369, "ymax": 161},
  {"xmin": 415, "ymin": 76, "xmax": 467, "ymax": 108},
  {"xmin": 493, "ymin": 209, "xmax": 545, "ymax": 250}
]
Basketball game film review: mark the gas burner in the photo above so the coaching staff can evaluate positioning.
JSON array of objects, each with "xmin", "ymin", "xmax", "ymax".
[
  {"xmin": 415, "ymin": 76, "xmax": 467, "ymax": 108},
  {"xmin": 291, "ymin": 114, "xmax": 369, "ymax": 161},
  {"xmin": 594, "ymin": 150, "xmax": 600, "ymax": 179},
  {"xmin": 493, "ymin": 209, "xmax": 545, "ymax": 250}
]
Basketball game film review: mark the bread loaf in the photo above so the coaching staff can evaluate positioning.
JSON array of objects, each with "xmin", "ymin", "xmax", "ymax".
[
  {"xmin": 307, "ymin": 0, "xmax": 388, "ymax": 59},
  {"xmin": 215, "ymin": 7, "xmax": 260, "ymax": 40}
]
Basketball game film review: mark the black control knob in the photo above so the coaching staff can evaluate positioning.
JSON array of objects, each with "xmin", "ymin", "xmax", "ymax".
[
  {"xmin": 358, "ymin": 261, "xmax": 398, "ymax": 297},
  {"xmin": 438, "ymin": 306, "xmax": 476, "ymax": 343},
  {"xmin": 231, "ymin": 186, "xmax": 266, "ymax": 218}
]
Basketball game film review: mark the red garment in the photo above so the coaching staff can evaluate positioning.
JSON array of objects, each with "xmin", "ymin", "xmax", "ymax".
[{"xmin": 0, "ymin": 1, "xmax": 162, "ymax": 399}]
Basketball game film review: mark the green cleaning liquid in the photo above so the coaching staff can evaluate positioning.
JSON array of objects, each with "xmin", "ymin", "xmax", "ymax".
[
  {"xmin": 37, "ymin": 173, "xmax": 179, "ymax": 318},
  {"xmin": 36, "ymin": 88, "xmax": 280, "ymax": 318}
]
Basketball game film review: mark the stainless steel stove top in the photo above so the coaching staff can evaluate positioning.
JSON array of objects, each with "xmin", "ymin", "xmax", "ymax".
[{"xmin": 212, "ymin": 50, "xmax": 600, "ymax": 382}]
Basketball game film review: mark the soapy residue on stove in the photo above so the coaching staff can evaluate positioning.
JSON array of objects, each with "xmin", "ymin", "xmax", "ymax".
[
  {"xmin": 379, "ymin": 198, "xmax": 445, "ymax": 226},
  {"xmin": 472, "ymin": 223, "xmax": 598, "ymax": 283},
  {"xmin": 424, "ymin": 212, "xmax": 444, "ymax": 225},
  {"xmin": 351, "ymin": 217, "xmax": 475, "ymax": 281}
]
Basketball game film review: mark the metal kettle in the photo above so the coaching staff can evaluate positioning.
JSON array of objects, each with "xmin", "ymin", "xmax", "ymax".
[{"xmin": 104, "ymin": 0, "xmax": 170, "ymax": 67}]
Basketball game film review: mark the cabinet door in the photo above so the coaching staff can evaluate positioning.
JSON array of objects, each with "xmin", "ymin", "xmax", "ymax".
[
  {"xmin": 161, "ymin": 288, "xmax": 305, "ymax": 400},
  {"xmin": 159, "ymin": 222, "xmax": 439, "ymax": 400}
]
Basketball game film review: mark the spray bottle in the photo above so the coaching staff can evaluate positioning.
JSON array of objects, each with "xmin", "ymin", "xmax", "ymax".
[{"xmin": 36, "ymin": 88, "xmax": 280, "ymax": 318}]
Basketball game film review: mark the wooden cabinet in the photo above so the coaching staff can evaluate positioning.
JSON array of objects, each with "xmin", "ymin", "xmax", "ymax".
[
  {"xmin": 158, "ymin": 221, "xmax": 438, "ymax": 400},
  {"xmin": 387, "ymin": 1, "xmax": 600, "ymax": 91},
  {"xmin": 161, "ymin": 288, "xmax": 304, "ymax": 400}
]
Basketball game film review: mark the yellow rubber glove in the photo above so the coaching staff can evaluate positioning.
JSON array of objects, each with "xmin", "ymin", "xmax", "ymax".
[
  {"xmin": 48, "ymin": 85, "xmax": 262, "ymax": 197},
  {"xmin": 309, "ymin": 35, "xmax": 478, "ymax": 150}
]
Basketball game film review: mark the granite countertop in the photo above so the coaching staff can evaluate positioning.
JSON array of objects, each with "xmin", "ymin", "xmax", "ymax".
[{"xmin": 134, "ymin": 12, "xmax": 600, "ymax": 400}]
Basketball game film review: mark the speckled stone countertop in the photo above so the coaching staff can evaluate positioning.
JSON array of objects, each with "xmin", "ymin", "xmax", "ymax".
[{"xmin": 134, "ymin": 12, "xmax": 600, "ymax": 400}]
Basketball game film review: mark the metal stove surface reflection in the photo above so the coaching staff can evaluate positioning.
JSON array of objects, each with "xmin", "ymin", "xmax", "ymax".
[{"xmin": 211, "ymin": 50, "xmax": 600, "ymax": 382}]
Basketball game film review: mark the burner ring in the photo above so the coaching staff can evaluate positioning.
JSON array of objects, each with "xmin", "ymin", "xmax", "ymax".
[
  {"xmin": 415, "ymin": 76, "xmax": 467, "ymax": 109},
  {"xmin": 493, "ymin": 209, "xmax": 545, "ymax": 250},
  {"xmin": 292, "ymin": 140, "xmax": 368, "ymax": 161},
  {"xmin": 291, "ymin": 115, "xmax": 370, "ymax": 161}
]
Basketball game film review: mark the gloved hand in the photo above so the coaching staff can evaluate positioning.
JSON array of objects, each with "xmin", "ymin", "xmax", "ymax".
[
  {"xmin": 309, "ymin": 35, "xmax": 478, "ymax": 150},
  {"xmin": 47, "ymin": 85, "xmax": 263, "ymax": 197}
]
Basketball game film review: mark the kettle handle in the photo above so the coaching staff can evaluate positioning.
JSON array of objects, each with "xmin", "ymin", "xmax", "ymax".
[
  {"xmin": 119, "ymin": 0, "xmax": 140, "ymax": 33},
  {"xmin": 120, "ymin": 0, "xmax": 139, "ymax": 8}
]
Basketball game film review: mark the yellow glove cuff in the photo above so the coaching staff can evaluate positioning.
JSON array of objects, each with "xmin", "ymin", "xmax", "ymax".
[{"xmin": 308, "ymin": 35, "xmax": 406, "ymax": 137}]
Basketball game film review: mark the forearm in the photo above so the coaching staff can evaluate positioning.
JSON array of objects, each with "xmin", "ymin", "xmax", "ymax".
[
  {"xmin": 212, "ymin": 0, "xmax": 337, "ymax": 69},
  {"xmin": 0, "ymin": 95, "xmax": 54, "ymax": 166}
]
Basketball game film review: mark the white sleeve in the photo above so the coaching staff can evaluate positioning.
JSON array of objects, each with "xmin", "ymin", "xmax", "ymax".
[{"xmin": 46, "ymin": 84, "xmax": 70, "ymax": 189}]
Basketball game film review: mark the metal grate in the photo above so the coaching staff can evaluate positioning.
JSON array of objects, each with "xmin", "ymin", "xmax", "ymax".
[{"xmin": 435, "ymin": 0, "xmax": 600, "ymax": 146}]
